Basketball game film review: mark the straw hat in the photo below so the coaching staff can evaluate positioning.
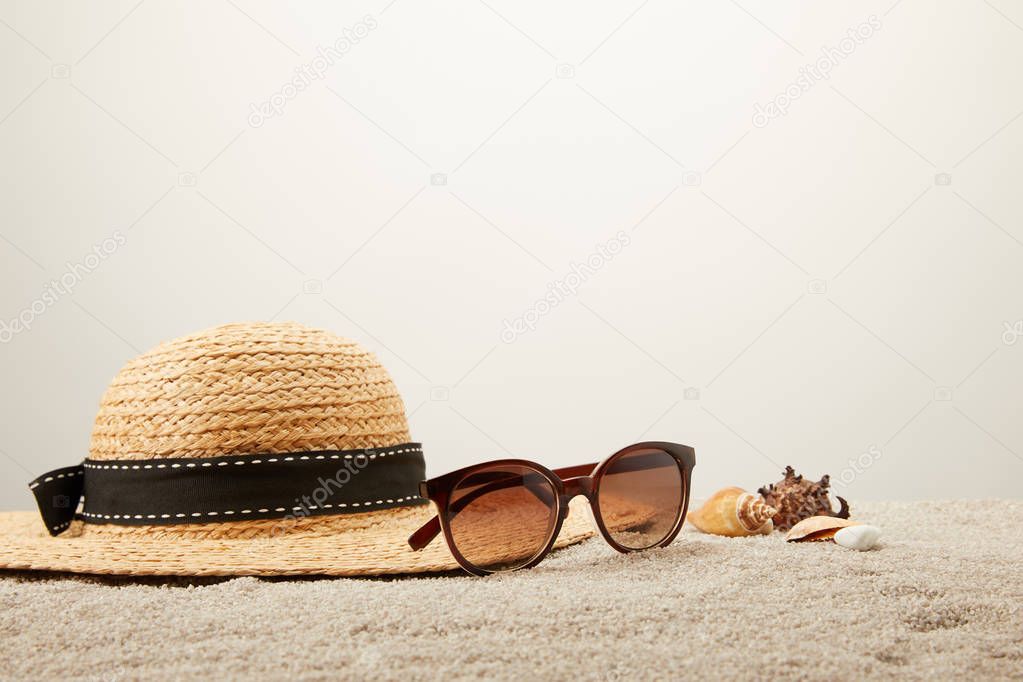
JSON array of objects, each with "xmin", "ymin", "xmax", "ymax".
[{"xmin": 0, "ymin": 322, "xmax": 593, "ymax": 576}]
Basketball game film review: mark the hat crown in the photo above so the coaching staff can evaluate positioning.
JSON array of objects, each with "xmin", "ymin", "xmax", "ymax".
[{"xmin": 88, "ymin": 322, "xmax": 410, "ymax": 460}]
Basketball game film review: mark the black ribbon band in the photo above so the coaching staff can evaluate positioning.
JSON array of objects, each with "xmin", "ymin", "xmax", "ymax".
[{"xmin": 29, "ymin": 443, "xmax": 428, "ymax": 536}]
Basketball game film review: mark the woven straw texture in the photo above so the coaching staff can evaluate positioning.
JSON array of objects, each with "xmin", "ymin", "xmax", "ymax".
[
  {"xmin": 0, "ymin": 322, "xmax": 594, "ymax": 575},
  {"xmin": 90, "ymin": 321, "xmax": 410, "ymax": 460}
]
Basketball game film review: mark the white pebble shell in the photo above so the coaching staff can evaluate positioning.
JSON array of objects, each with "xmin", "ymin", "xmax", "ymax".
[{"xmin": 834, "ymin": 524, "xmax": 881, "ymax": 551}]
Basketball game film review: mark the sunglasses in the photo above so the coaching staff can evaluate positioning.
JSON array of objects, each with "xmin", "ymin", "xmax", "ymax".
[{"xmin": 408, "ymin": 441, "xmax": 695, "ymax": 576}]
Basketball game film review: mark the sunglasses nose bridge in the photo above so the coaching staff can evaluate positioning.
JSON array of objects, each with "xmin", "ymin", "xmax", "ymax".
[{"xmin": 560, "ymin": 475, "xmax": 594, "ymax": 501}]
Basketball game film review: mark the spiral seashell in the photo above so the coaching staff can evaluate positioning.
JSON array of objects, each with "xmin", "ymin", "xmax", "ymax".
[
  {"xmin": 688, "ymin": 487, "xmax": 777, "ymax": 537},
  {"xmin": 737, "ymin": 491, "xmax": 775, "ymax": 532}
]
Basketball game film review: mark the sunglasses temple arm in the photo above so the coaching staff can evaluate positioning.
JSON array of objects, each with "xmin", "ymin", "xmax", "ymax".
[
  {"xmin": 407, "ymin": 515, "xmax": 441, "ymax": 551},
  {"xmin": 551, "ymin": 463, "xmax": 597, "ymax": 478}
]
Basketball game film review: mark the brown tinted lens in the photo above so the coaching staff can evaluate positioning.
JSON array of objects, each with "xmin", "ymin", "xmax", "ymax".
[
  {"xmin": 447, "ymin": 465, "xmax": 558, "ymax": 572},
  {"xmin": 597, "ymin": 448, "xmax": 684, "ymax": 550}
]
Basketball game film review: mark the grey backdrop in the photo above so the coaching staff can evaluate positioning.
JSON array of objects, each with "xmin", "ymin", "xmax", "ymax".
[{"xmin": 1, "ymin": 0, "xmax": 1021, "ymax": 511}]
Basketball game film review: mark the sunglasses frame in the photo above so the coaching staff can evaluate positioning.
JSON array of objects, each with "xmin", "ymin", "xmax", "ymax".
[{"xmin": 410, "ymin": 441, "xmax": 696, "ymax": 576}]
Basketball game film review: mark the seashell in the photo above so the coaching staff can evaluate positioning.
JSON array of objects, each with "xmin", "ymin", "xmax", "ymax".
[
  {"xmin": 758, "ymin": 466, "xmax": 850, "ymax": 531},
  {"xmin": 785, "ymin": 515, "xmax": 860, "ymax": 542},
  {"xmin": 834, "ymin": 524, "xmax": 881, "ymax": 551},
  {"xmin": 688, "ymin": 487, "xmax": 777, "ymax": 537}
]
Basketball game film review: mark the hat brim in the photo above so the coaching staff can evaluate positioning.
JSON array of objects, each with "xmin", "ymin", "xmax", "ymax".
[{"xmin": 0, "ymin": 499, "xmax": 596, "ymax": 577}]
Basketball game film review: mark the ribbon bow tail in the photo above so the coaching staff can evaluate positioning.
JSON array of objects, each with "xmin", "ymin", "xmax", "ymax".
[{"xmin": 29, "ymin": 465, "xmax": 85, "ymax": 536}]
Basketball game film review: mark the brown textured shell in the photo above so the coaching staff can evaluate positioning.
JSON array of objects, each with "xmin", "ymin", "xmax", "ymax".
[
  {"xmin": 785, "ymin": 516, "xmax": 860, "ymax": 542},
  {"xmin": 758, "ymin": 466, "xmax": 850, "ymax": 531}
]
